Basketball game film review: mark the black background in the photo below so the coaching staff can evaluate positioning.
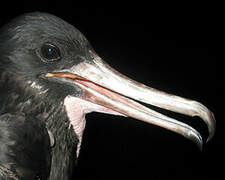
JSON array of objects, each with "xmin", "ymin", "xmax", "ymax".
[{"xmin": 0, "ymin": 3, "xmax": 223, "ymax": 180}]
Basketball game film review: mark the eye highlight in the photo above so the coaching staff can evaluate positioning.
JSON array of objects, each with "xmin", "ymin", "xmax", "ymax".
[{"xmin": 40, "ymin": 43, "xmax": 61, "ymax": 62}]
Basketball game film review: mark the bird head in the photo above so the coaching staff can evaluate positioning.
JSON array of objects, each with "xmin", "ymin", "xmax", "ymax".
[{"xmin": 0, "ymin": 12, "xmax": 215, "ymax": 157}]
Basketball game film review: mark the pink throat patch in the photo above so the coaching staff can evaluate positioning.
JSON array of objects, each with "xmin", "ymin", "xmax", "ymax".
[{"xmin": 64, "ymin": 95, "xmax": 123, "ymax": 157}]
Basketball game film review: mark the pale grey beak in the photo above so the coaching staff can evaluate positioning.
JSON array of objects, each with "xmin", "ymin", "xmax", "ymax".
[{"xmin": 45, "ymin": 50, "xmax": 216, "ymax": 150}]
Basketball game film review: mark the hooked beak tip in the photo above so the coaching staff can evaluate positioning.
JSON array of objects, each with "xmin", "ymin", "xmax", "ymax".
[
  {"xmin": 191, "ymin": 101, "xmax": 216, "ymax": 143},
  {"xmin": 44, "ymin": 51, "xmax": 216, "ymax": 150}
]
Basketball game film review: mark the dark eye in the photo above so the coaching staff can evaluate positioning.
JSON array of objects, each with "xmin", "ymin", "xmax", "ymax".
[{"xmin": 40, "ymin": 43, "xmax": 61, "ymax": 62}]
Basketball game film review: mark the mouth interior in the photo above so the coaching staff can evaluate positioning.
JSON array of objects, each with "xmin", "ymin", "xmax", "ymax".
[
  {"xmin": 44, "ymin": 71, "xmax": 206, "ymax": 149},
  {"xmin": 45, "ymin": 72, "xmax": 145, "ymax": 114}
]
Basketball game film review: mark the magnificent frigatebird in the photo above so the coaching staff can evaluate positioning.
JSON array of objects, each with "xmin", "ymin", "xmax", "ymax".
[{"xmin": 0, "ymin": 12, "xmax": 216, "ymax": 179}]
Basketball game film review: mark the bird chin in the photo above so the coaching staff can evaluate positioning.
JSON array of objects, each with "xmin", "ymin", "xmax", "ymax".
[{"xmin": 64, "ymin": 95, "xmax": 125, "ymax": 157}]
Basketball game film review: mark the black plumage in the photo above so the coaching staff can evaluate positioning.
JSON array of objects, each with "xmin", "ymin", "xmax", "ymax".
[
  {"xmin": 0, "ymin": 12, "xmax": 216, "ymax": 180},
  {"xmin": 0, "ymin": 114, "xmax": 51, "ymax": 179},
  {"xmin": 0, "ymin": 12, "xmax": 86, "ymax": 179}
]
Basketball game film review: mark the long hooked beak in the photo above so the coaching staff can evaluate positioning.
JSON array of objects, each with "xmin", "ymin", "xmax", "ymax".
[{"xmin": 45, "ymin": 50, "xmax": 216, "ymax": 150}]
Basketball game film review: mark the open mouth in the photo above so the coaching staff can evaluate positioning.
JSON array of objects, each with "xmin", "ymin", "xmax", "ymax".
[{"xmin": 44, "ymin": 51, "xmax": 216, "ymax": 150}]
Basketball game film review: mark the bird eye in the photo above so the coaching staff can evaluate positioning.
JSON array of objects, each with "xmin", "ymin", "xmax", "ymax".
[{"xmin": 40, "ymin": 43, "xmax": 61, "ymax": 62}]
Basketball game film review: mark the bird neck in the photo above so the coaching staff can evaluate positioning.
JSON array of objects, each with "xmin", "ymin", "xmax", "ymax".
[{"xmin": 0, "ymin": 72, "xmax": 79, "ymax": 179}]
